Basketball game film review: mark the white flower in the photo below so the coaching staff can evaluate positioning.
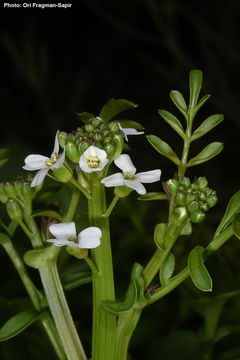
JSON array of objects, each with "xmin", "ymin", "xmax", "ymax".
[
  {"xmin": 79, "ymin": 145, "xmax": 109, "ymax": 173},
  {"xmin": 101, "ymin": 154, "xmax": 161, "ymax": 195},
  {"xmin": 47, "ymin": 222, "xmax": 102, "ymax": 249},
  {"xmin": 118, "ymin": 123, "xmax": 144, "ymax": 141},
  {"xmin": 23, "ymin": 130, "xmax": 65, "ymax": 187}
]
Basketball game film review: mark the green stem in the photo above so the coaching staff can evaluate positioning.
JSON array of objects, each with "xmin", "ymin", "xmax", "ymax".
[
  {"xmin": 102, "ymin": 195, "xmax": 119, "ymax": 218},
  {"xmin": 88, "ymin": 174, "xmax": 117, "ymax": 360},
  {"xmin": 63, "ymin": 188, "xmax": 80, "ymax": 222},
  {"xmin": 70, "ymin": 177, "xmax": 91, "ymax": 200}
]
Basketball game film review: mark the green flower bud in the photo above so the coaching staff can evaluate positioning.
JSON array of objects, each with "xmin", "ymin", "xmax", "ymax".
[
  {"xmin": 199, "ymin": 202, "xmax": 209, "ymax": 212},
  {"xmin": 114, "ymin": 185, "xmax": 133, "ymax": 198},
  {"xmin": 191, "ymin": 183, "xmax": 198, "ymax": 191},
  {"xmin": 14, "ymin": 180, "xmax": 25, "ymax": 200},
  {"xmin": 22, "ymin": 182, "xmax": 34, "ymax": 200},
  {"xmin": 103, "ymin": 130, "xmax": 110, "ymax": 138},
  {"xmin": 108, "ymin": 121, "xmax": 120, "ymax": 134},
  {"xmin": 58, "ymin": 131, "xmax": 68, "ymax": 148},
  {"xmin": 84, "ymin": 123, "xmax": 94, "ymax": 133},
  {"xmin": 112, "ymin": 135, "xmax": 123, "ymax": 159},
  {"xmin": 6, "ymin": 199, "xmax": 23, "ymax": 221},
  {"xmin": 166, "ymin": 179, "xmax": 179, "ymax": 194},
  {"xmin": 180, "ymin": 177, "xmax": 190, "ymax": 187},
  {"xmin": 190, "ymin": 211, "xmax": 205, "ymax": 223},
  {"xmin": 103, "ymin": 137, "xmax": 111, "ymax": 145},
  {"xmin": 196, "ymin": 176, "xmax": 208, "ymax": 189},
  {"xmin": 104, "ymin": 144, "xmax": 114, "ymax": 158},
  {"xmin": 0, "ymin": 183, "xmax": 8, "ymax": 203},
  {"xmin": 187, "ymin": 193, "xmax": 195, "ymax": 204},
  {"xmin": 175, "ymin": 191, "xmax": 186, "ymax": 206},
  {"xmin": 4, "ymin": 182, "xmax": 17, "ymax": 198},
  {"xmin": 78, "ymin": 141, "xmax": 89, "ymax": 155},
  {"xmin": 90, "ymin": 117, "xmax": 102, "ymax": 127},
  {"xmin": 65, "ymin": 141, "xmax": 80, "ymax": 163},
  {"xmin": 204, "ymin": 187, "xmax": 212, "ymax": 197},
  {"xmin": 188, "ymin": 201, "xmax": 199, "ymax": 213},
  {"xmin": 93, "ymin": 133, "xmax": 103, "ymax": 143},
  {"xmin": 67, "ymin": 246, "xmax": 88, "ymax": 259},
  {"xmin": 199, "ymin": 191, "xmax": 206, "ymax": 201},
  {"xmin": 206, "ymin": 195, "xmax": 218, "ymax": 208},
  {"xmin": 172, "ymin": 206, "xmax": 188, "ymax": 224},
  {"xmin": 52, "ymin": 165, "xmax": 73, "ymax": 183}
]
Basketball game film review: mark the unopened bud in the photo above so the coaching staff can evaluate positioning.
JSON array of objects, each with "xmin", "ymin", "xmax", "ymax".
[
  {"xmin": 114, "ymin": 185, "xmax": 133, "ymax": 198},
  {"xmin": 84, "ymin": 123, "xmax": 94, "ymax": 133},
  {"xmin": 199, "ymin": 202, "xmax": 209, "ymax": 212},
  {"xmin": 196, "ymin": 177, "xmax": 208, "ymax": 189},
  {"xmin": 175, "ymin": 191, "xmax": 186, "ymax": 206},
  {"xmin": 67, "ymin": 246, "xmax": 88, "ymax": 259},
  {"xmin": 172, "ymin": 206, "xmax": 188, "ymax": 224},
  {"xmin": 4, "ymin": 182, "xmax": 17, "ymax": 198},
  {"xmin": 190, "ymin": 211, "xmax": 205, "ymax": 223},
  {"xmin": 52, "ymin": 165, "xmax": 73, "ymax": 183},
  {"xmin": 58, "ymin": 131, "xmax": 68, "ymax": 148},
  {"xmin": 166, "ymin": 179, "xmax": 179, "ymax": 194},
  {"xmin": 65, "ymin": 142, "xmax": 80, "ymax": 163},
  {"xmin": 22, "ymin": 182, "xmax": 34, "ymax": 200},
  {"xmin": 180, "ymin": 177, "xmax": 190, "ymax": 187},
  {"xmin": 188, "ymin": 201, "xmax": 199, "ymax": 213},
  {"xmin": 90, "ymin": 117, "xmax": 102, "ymax": 127},
  {"xmin": 0, "ymin": 183, "xmax": 8, "ymax": 203},
  {"xmin": 6, "ymin": 199, "xmax": 23, "ymax": 221},
  {"xmin": 206, "ymin": 195, "xmax": 218, "ymax": 208},
  {"xmin": 104, "ymin": 144, "xmax": 114, "ymax": 158},
  {"xmin": 108, "ymin": 121, "xmax": 120, "ymax": 134},
  {"xmin": 78, "ymin": 141, "xmax": 89, "ymax": 155}
]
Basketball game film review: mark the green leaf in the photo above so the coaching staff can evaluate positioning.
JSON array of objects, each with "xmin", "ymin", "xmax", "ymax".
[
  {"xmin": 117, "ymin": 119, "xmax": 144, "ymax": 130},
  {"xmin": 160, "ymin": 252, "xmax": 175, "ymax": 286},
  {"xmin": 214, "ymin": 191, "xmax": 240, "ymax": 238},
  {"xmin": 75, "ymin": 112, "xmax": 95, "ymax": 123},
  {"xmin": 0, "ymin": 148, "xmax": 11, "ymax": 168},
  {"xmin": 187, "ymin": 142, "xmax": 223, "ymax": 167},
  {"xmin": 188, "ymin": 246, "xmax": 212, "ymax": 292},
  {"xmin": 170, "ymin": 90, "xmax": 187, "ymax": 114},
  {"xmin": 138, "ymin": 192, "xmax": 167, "ymax": 201},
  {"xmin": 189, "ymin": 70, "xmax": 203, "ymax": 108},
  {"xmin": 0, "ymin": 232, "xmax": 11, "ymax": 245},
  {"xmin": 154, "ymin": 223, "xmax": 167, "ymax": 249},
  {"xmin": 180, "ymin": 221, "xmax": 192, "ymax": 235},
  {"xmin": 147, "ymin": 135, "xmax": 181, "ymax": 166},
  {"xmin": 99, "ymin": 99, "xmax": 137, "ymax": 122},
  {"xmin": 0, "ymin": 310, "xmax": 40, "ymax": 341},
  {"xmin": 233, "ymin": 213, "xmax": 240, "ymax": 239},
  {"xmin": 24, "ymin": 245, "xmax": 59, "ymax": 269},
  {"xmin": 32, "ymin": 210, "xmax": 63, "ymax": 222},
  {"xmin": 158, "ymin": 109, "xmax": 185, "ymax": 138},
  {"xmin": 192, "ymin": 114, "xmax": 224, "ymax": 141}
]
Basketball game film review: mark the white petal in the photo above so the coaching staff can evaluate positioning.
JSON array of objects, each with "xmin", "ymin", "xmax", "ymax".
[
  {"xmin": 49, "ymin": 222, "xmax": 76, "ymax": 239},
  {"xmin": 114, "ymin": 154, "xmax": 136, "ymax": 174},
  {"xmin": 136, "ymin": 169, "xmax": 161, "ymax": 183},
  {"xmin": 101, "ymin": 173, "xmax": 124, "ymax": 187},
  {"xmin": 47, "ymin": 239, "xmax": 78, "ymax": 247},
  {"xmin": 83, "ymin": 145, "xmax": 107, "ymax": 162},
  {"xmin": 31, "ymin": 168, "xmax": 49, "ymax": 187},
  {"xmin": 23, "ymin": 154, "xmax": 49, "ymax": 170},
  {"xmin": 96, "ymin": 158, "xmax": 109, "ymax": 171},
  {"xmin": 53, "ymin": 130, "xmax": 60, "ymax": 154},
  {"xmin": 78, "ymin": 226, "xmax": 102, "ymax": 249},
  {"xmin": 124, "ymin": 179, "xmax": 146, "ymax": 194},
  {"xmin": 122, "ymin": 128, "xmax": 144, "ymax": 141},
  {"xmin": 52, "ymin": 149, "xmax": 66, "ymax": 169}
]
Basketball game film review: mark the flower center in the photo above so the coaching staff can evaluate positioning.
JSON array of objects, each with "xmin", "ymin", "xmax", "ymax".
[
  {"xmin": 123, "ymin": 171, "xmax": 135, "ymax": 180},
  {"xmin": 45, "ymin": 153, "xmax": 58, "ymax": 167},
  {"xmin": 68, "ymin": 236, "xmax": 77, "ymax": 243},
  {"xmin": 87, "ymin": 155, "xmax": 100, "ymax": 168}
]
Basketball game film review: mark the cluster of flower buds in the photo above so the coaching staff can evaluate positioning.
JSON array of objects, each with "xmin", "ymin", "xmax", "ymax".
[
  {"xmin": 0, "ymin": 177, "xmax": 36, "ymax": 220},
  {"xmin": 166, "ymin": 176, "xmax": 217, "ymax": 223},
  {"xmin": 58, "ymin": 117, "xmax": 123, "ymax": 163}
]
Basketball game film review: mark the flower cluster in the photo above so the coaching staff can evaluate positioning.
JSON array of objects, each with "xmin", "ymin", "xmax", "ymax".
[{"xmin": 167, "ymin": 176, "xmax": 217, "ymax": 223}]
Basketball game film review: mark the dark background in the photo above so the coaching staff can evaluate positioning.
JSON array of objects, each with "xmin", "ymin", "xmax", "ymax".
[{"xmin": 1, "ymin": 1, "xmax": 240, "ymax": 359}]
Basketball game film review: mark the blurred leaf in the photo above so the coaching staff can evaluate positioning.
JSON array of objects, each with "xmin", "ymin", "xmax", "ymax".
[
  {"xmin": 117, "ymin": 119, "xmax": 144, "ymax": 130},
  {"xmin": 215, "ymin": 190, "xmax": 240, "ymax": 238},
  {"xmin": 191, "ymin": 114, "xmax": 224, "ymax": 140},
  {"xmin": 215, "ymin": 325, "xmax": 240, "ymax": 343},
  {"xmin": 75, "ymin": 112, "xmax": 95, "ymax": 123},
  {"xmin": 232, "ymin": 213, "xmax": 240, "ymax": 239},
  {"xmin": 0, "ymin": 148, "xmax": 11, "ymax": 168},
  {"xmin": 0, "ymin": 310, "xmax": 40, "ymax": 341},
  {"xmin": 189, "ymin": 70, "xmax": 203, "ymax": 108},
  {"xmin": 154, "ymin": 223, "xmax": 167, "ymax": 249},
  {"xmin": 138, "ymin": 192, "xmax": 167, "ymax": 201},
  {"xmin": 170, "ymin": 90, "xmax": 187, "ymax": 114},
  {"xmin": 99, "ymin": 99, "xmax": 137, "ymax": 122},
  {"xmin": 160, "ymin": 252, "xmax": 175, "ymax": 286},
  {"xmin": 158, "ymin": 109, "xmax": 185, "ymax": 138},
  {"xmin": 32, "ymin": 210, "xmax": 63, "ymax": 221},
  {"xmin": 188, "ymin": 246, "xmax": 212, "ymax": 292},
  {"xmin": 187, "ymin": 142, "xmax": 223, "ymax": 167},
  {"xmin": 147, "ymin": 135, "xmax": 181, "ymax": 166}
]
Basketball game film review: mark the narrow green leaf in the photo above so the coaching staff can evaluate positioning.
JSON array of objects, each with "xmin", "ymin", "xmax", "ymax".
[
  {"xmin": 192, "ymin": 114, "xmax": 224, "ymax": 140},
  {"xmin": 24, "ymin": 245, "xmax": 59, "ymax": 269},
  {"xmin": 32, "ymin": 210, "xmax": 63, "ymax": 222},
  {"xmin": 0, "ymin": 310, "xmax": 40, "ymax": 341},
  {"xmin": 158, "ymin": 109, "xmax": 185, "ymax": 138},
  {"xmin": 187, "ymin": 142, "xmax": 223, "ymax": 167},
  {"xmin": 214, "ymin": 191, "xmax": 240, "ymax": 238},
  {"xmin": 138, "ymin": 192, "xmax": 167, "ymax": 201},
  {"xmin": 192, "ymin": 94, "xmax": 211, "ymax": 118},
  {"xmin": 99, "ymin": 99, "xmax": 137, "ymax": 122},
  {"xmin": 154, "ymin": 223, "xmax": 167, "ymax": 249},
  {"xmin": 0, "ymin": 148, "xmax": 11, "ymax": 168},
  {"xmin": 147, "ymin": 135, "xmax": 181, "ymax": 166},
  {"xmin": 75, "ymin": 112, "xmax": 95, "ymax": 123},
  {"xmin": 160, "ymin": 252, "xmax": 175, "ymax": 286},
  {"xmin": 233, "ymin": 213, "xmax": 240, "ymax": 239},
  {"xmin": 102, "ymin": 283, "xmax": 137, "ymax": 315},
  {"xmin": 170, "ymin": 90, "xmax": 187, "ymax": 113},
  {"xmin": 189, "ymin": 70, "xmax": 203, "ymax": 108},
  {"xmin": 117, "ymin": 119, "xmax": 144, "ymax": 130},
  {"xmin": 188, "ymin": 246, "xmax": 212, "ymax": 292}
]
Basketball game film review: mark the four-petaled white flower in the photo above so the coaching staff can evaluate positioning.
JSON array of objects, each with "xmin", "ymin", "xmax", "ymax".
[
  {"xmin": 23, "ymin": 130, "xmax": 65, "ymax": 187},
  {"xmin": 47, "ymin": 222, "xmax": 102, "ymax": 249},
  {"xmin": 118, "ymin": 123, "xmax": 144, "ymax": 141},
  {"xmin": 79, "ymin": 145, "xmax": 109, "ymax": 173},
  {"xmin": 101, "ymin": 154, "xmax": 161, "ymax": 195}
]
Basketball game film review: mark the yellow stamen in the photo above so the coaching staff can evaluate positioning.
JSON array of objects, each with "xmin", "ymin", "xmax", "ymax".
[
  {"xmin": 45, "ymin": 153, "xmax": 58, "ymax": 167},
  {"xmin": 87, "ymin": 155, "xmax": 100, "ymax": 168},
  {"xmin": 123, "ymin": 171, "xmax": 135, "ymax": 180}
]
